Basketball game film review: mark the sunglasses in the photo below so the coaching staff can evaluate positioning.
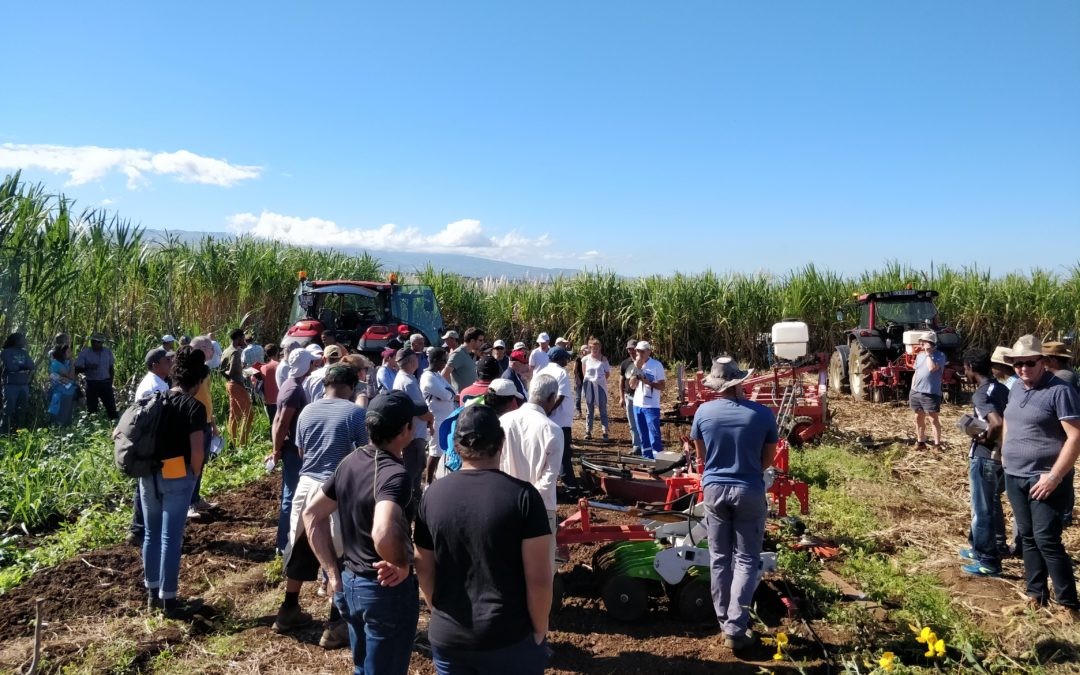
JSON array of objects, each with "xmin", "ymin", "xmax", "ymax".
[{"xmin": 1012, "ymin": 359, "xmax": 1042, "ymax": 368}]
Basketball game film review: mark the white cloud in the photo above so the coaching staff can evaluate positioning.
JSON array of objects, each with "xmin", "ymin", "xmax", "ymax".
[
  {"xmin": 228, "ymin": 210, "xmax": 568, "ymax": 260},
  {"xmin": 0, "ymin": 143, "xmax": 261, "ymax": 189}
]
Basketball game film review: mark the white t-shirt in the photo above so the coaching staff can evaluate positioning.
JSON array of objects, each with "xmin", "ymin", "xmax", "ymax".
[
  {"xmin": 529, "ymin": 347, "xmax": 550, "ymax": 372},
  {"xmin": 135, "ymin": 372, "xmax": 169, "ymax": 403},
  {"xmin": 420, "ymin": 370, "xmax": 458, "ymax": 456},
  {"xmin": 537, "ymin": 362, "xmax": 573, "ymax": 428},
  {"xmin": 581, "ymin": 355, "xmax": 611, "ymax": 392},
  {"xmin": 632, "ymin": 358, "xmax": 666, "ymax": 409}
]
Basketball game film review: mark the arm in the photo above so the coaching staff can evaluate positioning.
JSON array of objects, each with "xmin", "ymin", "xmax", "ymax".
[
  {"xmin": 925, "ymin": 352, "xmax": 942, "ymax": 373},
  {"xmin": 371, "ymin": 500, "xmax": 411, "ymax": 586},
  {"xmin": 536, "ymin": 429, "xmax": 562, "ymax": 501},
  {"xmin": 522, "ymin": 535, "xmax": 553, "ymax": 643},
  {"xmin": 270, "ymin": 406, "xmax": 295, "ymax": 461},
  {"xmin": 693, "ymin": 438, "xmax": 707, "ymax": 472},
  {"xmin": 303, "ymin": 489, "xmax": 343, "ymax": 593},
  {"xmin": 414, "ymin": 545, "xmax": 436, "ymax": 606},
  {"xmin": 1031, "ymin": 419, "xmax": 1080, "ymax": 501},
  {"xmin": 982, "ymin": 411, "xmax": 1004, "ymax": 444},
  {"xmin": 761, "ymin": 442, "xmax": 778, "ymax": 470}
]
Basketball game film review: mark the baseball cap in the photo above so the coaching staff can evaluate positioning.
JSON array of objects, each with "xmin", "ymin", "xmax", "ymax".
[
  {"xmin": 510, "ymin": 349, "xmax": 528, "ymax": 364},
  {"xmin": 488, "ymin": 378, "xmax": 525, "ymax": 399},
  {"xmin": 635, "ymin": 341, "xmax": 653, "ymax": 352},
  {"xmin": 555, "ymin": 336, "xmax": 569, "ymax": 346},
  {"xmin": 395, "ymin": 347, "xmax": 415, "ymax": 363},
  {"xmin": 536, "ymin": 332, "xmax": 551, "ymax": 344},
  {"xmin": 305, "ymin": 343, "xmax": 324, "ymax": 357},
  {"xmin": 454, "ymin": 404, "xmax": 505, "ymax": 449},
  {"xmin": 161, "ymin": 334, "xmax": 176, "ymax": 344},
  {"xmin": 547, "ymin": 346, "xmax": 572, "ymax": 364},
  {"xmin": 397, "ymin": 324, "xmax": 410, "ymax": 335},
  {"xmin": 493, "ymin": 339, "xmax": 506, "ymax": 349},
  {"xmin": 381, "ymin": 347, "xmax": 397, "ymax": 359},
  {"xmin": 287, "ymin": 348, "xmax": 315, "ymax": 378},
  {"xmin": 90, "ymin": 332, "xmax": 107, "ymax": 342},
  {"xmin": 367, "ymin": 390, "xmax": 427, "ymax": 430},
  {"xmin": 626, "ymin": 339, "xmax": 638, "ymax": 350},
  {"xmin": 513, "ymin": 341, "xmax": 527, "ymax": 351},
  {"xmin": 324, "ymin": 344, "xmax": 344, "ymax": 360},
  {"xmin": 442, "ymin": 330, "xmax": 460, "ymax": 341},
  {"xmin": 145, "ymin": 347, "xmax": 174, "ymax": 369}
]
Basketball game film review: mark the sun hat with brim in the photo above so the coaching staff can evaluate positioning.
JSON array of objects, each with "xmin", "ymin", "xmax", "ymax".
[
  {"xmin": 1042, "ymin": 341, "xmax": 1073, "ymax": 360},
  {"xmin": 918, "ymin": 332, "xmax": 937, "ymax": 344},
  {"xmin": 287, "ymin": 348, "xmax": 315, "ymax": 378},
  {"xmin": 537, "ymin": 332, "xmax": 551, "ymax": 344},
  {"xmin": 513, "ymin": 341, "xmax": 527, "ymax": 351},
  {"xmin": 635, "ymin": 341, "xmax": 653, "ymax": 352},
  {"xmin": 90, "ymin": 332, "xmax": 107, "ymax": 342},
  {"xmin": 488, "ymin": 378, "xmax": 525, "ymax": 399},
  {"xmin": 990, "ymin": 346, "xmax": 1012, "ymax": 366},
  {"xmin": 703, "ymin": 356, "xmax": 754, "ymax": 393},
  {"xmin": 1003, "ymin": 334, "xmax": 1044, "ymax": 363}
]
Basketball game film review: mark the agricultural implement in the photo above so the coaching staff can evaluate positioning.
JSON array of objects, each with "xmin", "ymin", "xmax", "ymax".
[{"xmin": 827, "ymin": 289, "xmax": 962, "ymax": 402}]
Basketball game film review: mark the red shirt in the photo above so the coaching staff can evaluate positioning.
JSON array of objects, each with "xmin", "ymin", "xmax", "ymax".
[
  {"xmin": 260, "ymin": 360, "xmax": 280, "ymax": 402},
  {"xmin": 458, "ymin": 380, "xmax": 492, "ymax": 405}
]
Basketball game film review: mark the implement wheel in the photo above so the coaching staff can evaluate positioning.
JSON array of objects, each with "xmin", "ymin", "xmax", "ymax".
[
  {"xmin": 848, "ymin": 341, "xmax": 878, "ymax": 402},
  {"xmin": 828, "ymin": 349, "xmax": 849, "ymax": 394},
  {"xmin": 676, "ymin": 578, "xmax": 716, "ymax": 624},
  {"xmin": 601, "ymin": 575, "xmax": 649, "ymax": 622}
]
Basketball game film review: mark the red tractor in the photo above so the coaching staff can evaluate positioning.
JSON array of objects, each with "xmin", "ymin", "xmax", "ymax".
[
  {"xmin": 827, "ymin": 289, "xmax": 961, "ymax": 403},
  {"xmin": 282, "ymin": 272, "xmax": 445, "ymax": 357}
]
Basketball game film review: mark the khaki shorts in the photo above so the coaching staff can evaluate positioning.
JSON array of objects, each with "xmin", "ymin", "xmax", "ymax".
[{"xmin": 283, "ymin": 475, "xmax": 343, "ymax": 574}]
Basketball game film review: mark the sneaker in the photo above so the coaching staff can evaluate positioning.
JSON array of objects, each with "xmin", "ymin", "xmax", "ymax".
[
  {"xmin": 161, "ymin": 597, "xmax": 204, "ymax": 620},
  {"xmin": 958, "ymin": 548, "xmax": 976, "ymax": 561},
  {"xmin": 273, "ymin": 604, "xmax": 312, "ymax": 633},
  {"xmin": 186, "ymin": 507, "xmax": 202, "ymax": 519},
  {"xmin": 723, "ymin": 630, "xmax": 755, "ymax": 651},
  {"xmin": 191, "ymin": 499, "xmax": 215, "ymax": 511},
  {"xmin": 319, "ymin": 620, "xmax": 350, "ymax": 649},
  {"xmin": 602, "ymin": 432, "xmax": 609, "ymax": 441},
  {"xmin": 126, "ymin": 531, "xmax": 142, "ymax": 547},
  {"xmin": 317, "ymin": 578, "xmax": 327, "ymax": 597},
  {"xmin": 961, "ymin": 562, "xmax": 1000, "ymax": 577}
]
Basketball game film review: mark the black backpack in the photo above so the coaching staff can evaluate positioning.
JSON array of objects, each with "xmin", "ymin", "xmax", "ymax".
[{"xmin": 113, "ymin": 392, "xmax": 166, "ymax": 477}]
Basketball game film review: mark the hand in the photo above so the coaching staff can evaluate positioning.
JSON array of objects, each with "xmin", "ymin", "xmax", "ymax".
[
  {"xmin": 327, "ymin": 571, "xmax": 343, "ymax": 595},
  {"xmin": 533, "ymin": 631, "xmax": 547, "ymax": 646},
  {"xmin": 264, "ymin": 451, "xmax": 280, "ymax": 466},
  {"xmin": 373, "ymin": 560, "xmax": 410, "ymax": 587},
  {"xmin": 1030, "ymin": 474, "xmax": 1061, "ymax": 501}
]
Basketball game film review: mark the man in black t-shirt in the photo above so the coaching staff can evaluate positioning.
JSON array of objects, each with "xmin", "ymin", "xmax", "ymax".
[
  {"xmin": 414, "ymin": 404, "xmax": 552, "ymax": 674},
  {"xmin": 303, "ymin": 391, "xmax": 422, "ymax": 675},
  {"xmin": 959, "ymin": 349, "xmax": 1010, "ymax": 576},
  {"xmin": 618, "ymin": 339, "xmax": 642, "ymax": 454}
]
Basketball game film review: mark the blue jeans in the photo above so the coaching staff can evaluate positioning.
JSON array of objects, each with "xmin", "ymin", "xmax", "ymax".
[
  {"xmin": 583, "ymin": 382, "xmax": 608, "ymax": 436},
  {"xmin": 968, "ymin": 457, "xmax": 1007, "ymax": 570},
  {"xmin": 139, "ymin": 467, "xmax": 197, "ymax": 599},
  {"xmin": 1005, "ymin": 472, "xmax": 1078, "ymax": 607},
  {"xmin": 623, "ymin": 396, "xmax": 641, "ymax": 450},
  {"xmin": 334, "ymin": 569, "xmax": 419, "ymax": 675},
  {"xmin": 2, "ymin": 383, "xmax": 30, "ymax": 430},
  {"xmin": 277, "ymin": 449, "xmax": 302, "ymax": 553},
  {"xmin": 431, "ymin": 634, "xmax": 548, "ymax": 675},
  {"xmin": 704, "ymin": 482, "xmax": 767, "ymax": 636},
  {"xmin": 634, "ymin": 405, "xmax": 663, "ymax": 458}
]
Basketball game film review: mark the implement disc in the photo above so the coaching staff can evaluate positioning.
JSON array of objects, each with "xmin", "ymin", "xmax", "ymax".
[{"xmin": 601, "ymin": 574, "xmax": 649, "ymax": 622}]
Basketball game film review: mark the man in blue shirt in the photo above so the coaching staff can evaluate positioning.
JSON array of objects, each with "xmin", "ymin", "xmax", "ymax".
[
  {"xmin": 909, "ymin": 332, "xmax": 947, "ymax": 449},
  {"xmin": 690, "ymin": 356, "xmax": 777, "ymax": 651}
]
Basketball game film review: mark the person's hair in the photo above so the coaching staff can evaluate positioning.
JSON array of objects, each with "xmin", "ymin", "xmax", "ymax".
[
  {"xmin": 463, "ymin": 327, "xmax": 484, "ymax": 343},
  {"xmin": 265, "ymin": 343, "xmax": 280, "ymax": 359},
  {"xmin": 324, "ymin": 364, "xmax": 359, "ymax": 388},
  {"xmin": 3, "ymin": 333, "xmax": 23, "ymax": 349},
  {"xmin": 455, "ymin": 406, "xmax": 505, "ymax": 460},
  {"xmin": 342, "ymin": 353, "xmax": 373, "ymax": 375},
  {"xmin": 477, "ymin": 355, "xmax": 502, "ymax": 381},
  {"xmin": 963, "ymin": 348, "xmax": 992, "ymax": 378},
  {"xmin": 322, "ymin": 329, "xmax": 336, "ymax": 340},
  {"xmin": 485, "ymin": 392, "xmax": 517, "ymax": 415},
  {"xmin": 428, "ymin": 347, "xmax": 448, "ymax": 371},
  {"xmin": 229, "ymin": 328, "xmax": 245, "ymax": 341},
  {"xmin": 52, "ymin": 343, "xmax": 70, "ymax": 360},
  {"xmin": 529, "ymin": 374, "xmax": 559, "ymax": 405},
  {"xmin": 367, "ymin": 415, "xmax": 411, "ymax": 446},
  {"xmin": 171, "ymin": 346, "xmax": 209, "ymax": 390}
]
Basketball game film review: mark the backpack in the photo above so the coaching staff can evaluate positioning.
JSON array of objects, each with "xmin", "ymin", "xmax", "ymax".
[{"xmin": 113, "ymin": 391, "xmax": 166, "ymax": 477}]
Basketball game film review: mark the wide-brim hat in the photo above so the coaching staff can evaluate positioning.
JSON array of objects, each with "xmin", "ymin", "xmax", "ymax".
[
  {"xmin": 990, "ymin": 346, "xmax": 1012, "ymax": 366},
  {"xmin": 1042, "ymin": 341, "xmax": 1073, "ymax": 360},
  {"xmin": 1003, "ymin": 334, "xmax": 1043, "ymax": 363},
  {"xmin": 918, "ymin": 331, "xmax": 937, "ymax": 344},
  {"xmin": 702, "ymin": 356, "xmax": 754, "ymax": 393}
]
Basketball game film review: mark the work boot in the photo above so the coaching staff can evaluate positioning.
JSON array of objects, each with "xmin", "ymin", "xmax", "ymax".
[
  {"xmin": 319, "ymin": 620, "xmax": 350, "ymax": 649},
  {"xmin": 273, "ymin": 604, "xmax": 312, "ymax": 632},
  {"xmin": 126, "ymin": 531, "xmax": 142, "ymax": 547},
  {"xmin": 723, "ymin": 630, "xmax": 755, "ymax": 651}
]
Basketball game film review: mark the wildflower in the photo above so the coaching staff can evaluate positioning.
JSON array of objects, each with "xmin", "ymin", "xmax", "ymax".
[
  {"xmin": 929, "ymin": 637, "xmax": 945, "ymax": 658},
  {"xmin": 914, "ymin": 625, "xmax": 936, "ymax": 645},
  {"xmin": 772, "ymin": 632, "xmax": 788, "ymax": 661},
  {"xmin": 878, "ymin": 651, "xmax": 896, "ymax": 671}
]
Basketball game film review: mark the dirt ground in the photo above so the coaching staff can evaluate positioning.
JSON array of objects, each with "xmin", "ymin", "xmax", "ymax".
[{"xmin": 2, "ymin": 364, "xmax": 1079, "ymax": 673}]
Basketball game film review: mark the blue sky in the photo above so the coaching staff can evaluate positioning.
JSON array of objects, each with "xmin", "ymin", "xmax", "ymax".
[{"xmin": 2, "ymin": 2, "xmax": 1078, "ymax": 277}]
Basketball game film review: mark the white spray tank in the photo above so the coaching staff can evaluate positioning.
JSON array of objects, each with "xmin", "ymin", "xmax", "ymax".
[{"xmin": 771, "ymin": 320, "xmax": 809, "ymax": 361}]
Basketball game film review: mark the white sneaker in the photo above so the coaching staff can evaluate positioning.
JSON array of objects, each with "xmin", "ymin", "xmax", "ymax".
[{"xmin": 187, "ymin": 507, "xmax": 202, "ymax": 519}]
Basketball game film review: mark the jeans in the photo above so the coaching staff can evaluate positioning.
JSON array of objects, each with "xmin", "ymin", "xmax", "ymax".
[
  {"xmin": 277, "ymin": 449, "xmax": 302, "ymax": 553},
  {"xmin": 334, "ymin": 569, "xmax": 419, "ymax": 675},
  {"xmin": 583, "ymin": 382, "xmax": 609, "ymax": 437},
  {"xmin": 623, "ymin": 395, "xmax": 641, "ymax": 451},
  {"xmin": 139, "ymin": 467, "xmax": 197, "ymax": 599},
  {"xmin": 560, "ymin": 427, "xmax": 580, "ymax": 489},
  {"xmin": 968, "ymin": 457, "xmax": 1007, "ymax": 570},
  {"xmin": 1005, "ymin": 472, "xmax": 1078, "ymax": 608},
  {"xmin": 634, "ymin": 405, "xmax": 663, "ymax": 459},
  {"xmin": 85, "ymin": 378, "xmax": 118, "ymax": 420},
  {"xmin": 574, "ymin": 377, "xmax": 583, "ymax": 414},
  {"xmin": 2, "ymin": 383, "xmax": 30, "ymax": 430},
  {"xmin": 704, "ymin": 482, "xmax": 767, "ymax": 636},
  {"xmin": 131, "ymin": 482, "xmax": 145, "ymax": 540},
  {"xmin": 431, "ymin": 634, "xmax": 548, "ymax": 675}
]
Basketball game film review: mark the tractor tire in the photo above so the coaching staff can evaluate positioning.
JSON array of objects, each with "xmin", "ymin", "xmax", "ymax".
[
  {"xmin": 848, "ymin": 341, "xmax": 879, "ymax": 402},
  {"xmin": 828, "ymin": 349, "xmax": 849, "ymax": 395},
  {"xmin": 675, "ymin": 577, "xmax": 716, "ymax": 623},
  {"xmin": 601, "ymin": 574, "xmax": 650, "ymax": 622}
]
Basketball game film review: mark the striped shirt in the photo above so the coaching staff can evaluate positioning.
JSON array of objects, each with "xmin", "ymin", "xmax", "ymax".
[
  {"xmin": 1002, "ymin": 372, "xmax": 1080, "ymax": 478},
  {"xmin": 295, "ymin": 398, "xmax": 368, "ymax": 482}
]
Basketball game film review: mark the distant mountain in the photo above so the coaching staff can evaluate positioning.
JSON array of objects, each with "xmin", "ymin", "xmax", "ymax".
[{"xmin": 145, "ymin": 229, "xmax": 582, "ymax": 280}]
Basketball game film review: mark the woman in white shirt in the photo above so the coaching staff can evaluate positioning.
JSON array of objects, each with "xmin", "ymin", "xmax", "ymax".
[{"xmin": 581, "ymin": 338, "xmax": 612, "ymax": 441}]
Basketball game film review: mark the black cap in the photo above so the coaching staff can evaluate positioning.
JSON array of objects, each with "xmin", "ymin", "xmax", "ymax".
[
  {"xmin": 367, "ymin": 391, "xmax": 426, "ymax": 428},
  {"xmin": 395, "ymin": 347, "xmax": 415, "ymax": 364},
  {"xmin": 454, "ymin": 404, "xmax": 504, "ymax": 448},
  {"xmin": 145, "ymin": 347, "xmax": 174, "ymax": 369}
]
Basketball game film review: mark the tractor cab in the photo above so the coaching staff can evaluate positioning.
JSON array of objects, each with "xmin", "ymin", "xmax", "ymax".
[{"xmin": 284, "ymin": 275, "xmax": 444, "ymax": 356}]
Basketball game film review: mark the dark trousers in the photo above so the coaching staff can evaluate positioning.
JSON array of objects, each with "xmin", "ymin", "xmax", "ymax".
[
  {"xmin": 85, "ymin": 379, "xmax": 118, "ymax": 420},
  {"xmin": 131, "ymin": 482, "xmax": 145, "ymax": 539},
  {"xmin": 1005, "ymin": 472, "xmax": 1078, "ymax": 607},
  {"xmin": 561, "ymin": 427, "xmax": 579, "ymax": 489},
  {"xmin": 431, "ymin": 634, "xmax": 549, "ymax": 675},
  {"xmin": 264, "ymin": 403, "xmax": 277, "ymax": 423}
]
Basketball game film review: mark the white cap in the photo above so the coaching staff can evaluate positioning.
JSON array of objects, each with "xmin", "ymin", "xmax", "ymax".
[
  {"xmin": 555, "ymin": 336, "xmax": 569, "ymax": 346},
  {"xmin": 635, "ymin": 341, "xmax": 653, "ymax": 352},
  {"xmin": 161, "ymin": 334, "xmax": 176, "ymax": 343},
  {"xmin": 305, "ymin": 343, "xmax": 324, "ymax": 357},
  {"xmin": 287, "ymin": 348, "xmax": 315, "ymax": 378},
  {"xmin": 493, "ymin": 339, "xmax": 506, "ymax": 348},
  {"xmin": 488, "ymin": 378, "xmax": 525, "ymax": 399},
  {"xmin": 513, "ymin": 341, "xmax": 527, "ymax": 351},
  {"xmin": 410, "ymin": 333, "xmax": 425, "ymax": 343},
  {"xmin": 442, "ymin": 330, "xmax": 460, "ymax": 341},
  {"xmin": 537, "ymin": 332, "xmax": 551, "ymax": 344}
]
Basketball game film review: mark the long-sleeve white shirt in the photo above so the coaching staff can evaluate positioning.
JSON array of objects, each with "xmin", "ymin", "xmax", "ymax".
[{"xmin": 499, "ymin": 402, "xmax": 564, "ymax": 510}]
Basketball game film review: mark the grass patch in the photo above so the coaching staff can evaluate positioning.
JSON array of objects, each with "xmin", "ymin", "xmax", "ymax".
[{"xmin": 58, "ymin": 635, "xmax": 139, "ymax": 674}]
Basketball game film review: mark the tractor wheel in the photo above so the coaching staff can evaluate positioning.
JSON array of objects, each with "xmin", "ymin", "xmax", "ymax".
[
  {"xmin": 676, "ymin": 578, "xmax": 716, "ymax": 623},
  {"xmin": 848, "ymin": 341, "xmax": 879, "ymax": 402},
  {"xmin": 601, "ymin": 574, "xmax": 649, "ymax": 622},
  {"xmin": 827, "ymin": 350, "xmax": 849, "ymax": 395},
  {"xmin": 551, "ymin": 573, "xmax": 565, "ymax": 618}
]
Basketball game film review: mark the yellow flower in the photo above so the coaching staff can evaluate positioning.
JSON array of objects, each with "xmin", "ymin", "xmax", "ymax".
[
  {"xmin": 773, "ymin": 651, "xmax": 784, "ymax": 661},
  {"xmin": 775, "ymin": 632, "xmax": 789, "ymax": 648},
  {"xmin": 915, "ymin": 626, "xmax": 936, "ymax": 644},
  {"xmin": 879, "ymin": 651, "xmax": 896, "ymax": 671},
  {"xmin": 931, "ymin": 638, "xmax": 945, "ymax": 658}
]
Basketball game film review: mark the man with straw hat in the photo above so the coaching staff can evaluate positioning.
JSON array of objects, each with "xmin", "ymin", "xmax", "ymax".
[
  {"xmin": 1043, "ymin": 342, "xmax": 1078, "ymax": 391},
  {"xmin": 690, "ymin": 356, "xmax": 778, "ymax": 651},
  {"xmin": 1001, "ymin": 334, "xmax": 1080, "ymax": 616},
  {"xmin": 990, "ymin": 346, "xmax": 1018, "ymax": 390}
]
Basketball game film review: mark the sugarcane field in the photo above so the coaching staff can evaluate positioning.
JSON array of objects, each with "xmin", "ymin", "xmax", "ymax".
[{"xmin": 3, "ymin": 4, "xmax": 1080, "ymax": 674}]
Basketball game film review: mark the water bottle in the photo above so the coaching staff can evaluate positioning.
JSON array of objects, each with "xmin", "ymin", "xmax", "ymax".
[{"xmin": 265, "ymin": 457, "xmax": 276, "ymax": 473}]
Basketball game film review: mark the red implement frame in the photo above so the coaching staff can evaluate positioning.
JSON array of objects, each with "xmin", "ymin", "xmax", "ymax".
[
  {"xmin": 870, "ymin": 348, "xmax": 959, "ymax": 393},
  {"xmin": 555, "ymin": 499, "xmax": 656, "ymax": 546}
]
